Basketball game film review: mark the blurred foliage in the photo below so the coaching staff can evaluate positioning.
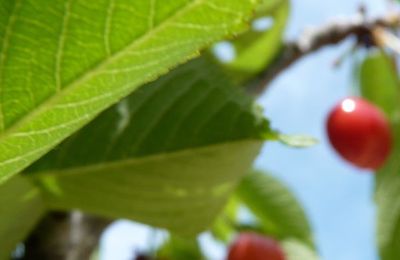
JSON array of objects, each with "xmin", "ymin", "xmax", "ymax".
[
  {"xmin": 359, "ymin": 49, "xmax": 400, "ymax": 260},
  {"xmin": 211, "ymin": 197, "xmax": 239, "ymax": 242},
  {"xmin": 210, "ymin": 170, "xmax": 318, "ymax": 259},
  {"xmin": 156, "ymin": 235, "xmax": 203, "ymax": 260},
  {"xmin": 212, "ymin": 0, "xmax": 290, "ymax": 83},
  {"xmin": 236, "ymin": 171, "xmax": 314, "ymax": 247},
  {"xmin": 360, "ymin": 50, "xmax": 400, "ymax": 121},
  {"xmin": 0, "ymin": 176, "xmax": 45, "ymax": 260}
]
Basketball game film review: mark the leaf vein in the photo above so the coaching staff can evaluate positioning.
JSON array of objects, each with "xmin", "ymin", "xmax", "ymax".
[
  {"xmin": 0, "ymin": 0, "xmax": 202, "ymax": 141},
  {"xmin": 0, "ymin": 0, "xmax": 22, "ymax": 132},
  {"xmin": 163, "ymin": 80, "xmax": 215, "ymax": 150},
  {"xmin": 104, "ymin": 0, "xmax": 115, "ymax": 56},
  {"xmin": 149, "ymin": 0, "xmax": 156, "ymax": 29},
  {"xmin": 55, "ymin": 0, "xmax": 72, "ymax": 92},
  {"xmin": 129, "ymin": 73, "xmax": 204, "ymax": 154}
]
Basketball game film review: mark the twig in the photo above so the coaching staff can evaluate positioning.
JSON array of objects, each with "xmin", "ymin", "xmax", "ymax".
[
  {"xmin": 246, "ymin": 11, "xmax": 400, "ymax": 95},
  {"xmin": 373, "ymin": 26, "xmax": 400, "ymax": 54}
]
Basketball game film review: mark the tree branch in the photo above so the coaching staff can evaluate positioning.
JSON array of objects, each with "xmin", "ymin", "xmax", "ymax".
[
  {"xmin": 22, "ymin": 212, "xmax": 111, "ymax": 260},
  {"xmin": 247, "ymin": 11, "xmax": 400, "ymax": 95}
]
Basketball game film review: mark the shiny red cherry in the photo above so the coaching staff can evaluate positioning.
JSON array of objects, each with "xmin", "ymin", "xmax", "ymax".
[
  {"xmin": 227, "ymin": 232, "xmax": 285, "ymax": 260},
  {"xmin": 326, "ymin": 97, "xmax": 392, "ymax": 170}
]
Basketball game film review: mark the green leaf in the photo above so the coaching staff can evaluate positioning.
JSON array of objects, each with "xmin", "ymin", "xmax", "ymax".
[
  {"xmin": 211, "ymin": 197, "xmax": 239, "ymax": 242},
  {"xmin": 375, "ymin": 124, "xmax": 400, "ymax": 260},
  {"xmin": 0, "ymin": 0, "xmax": 258, "ymax": 183},
  {"xmin": 282, "ymin": 238, "xmax": 319, "ymax": 260},
  {"xmin": 360, "ymin": 50, "xmax": 400, "ymax": 121},
  {"xmin": 254, "ymin": 0, "xmax": 288, "ymax": 18},
  {"xmin": 215, "ymin": 0, "xmax": 289, "ymax": 82},
  {"xmin": 361, "ymin": 51, "xmax": 400, "ymax": 260},
  {"xmin": 31, "ymin": 141, "xmax": 261, "ymax": 236},
  {"xmin": 25, "ymin": 57, "xmax": 271, "ymax": 236},
  {"xmin": 236, "ymin": 171, "xmax": 314, "ymax": 247},
  {"xmin": 156, "ymin": 235, "xmax": 204, "ymax": 260},
  {"xmin": 278, "ymin": 134, "xmax": 318, "ymax": 148},
  {"xmin": 0, "ymin": 175, "xmax": 45, "ymax": 259}
]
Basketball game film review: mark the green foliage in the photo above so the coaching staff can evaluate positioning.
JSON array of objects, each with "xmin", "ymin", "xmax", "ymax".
[
  {"xmin": 360, "ymin": 50, "xmax": 400, "ymax": 121},
  {"xmin": 281, "ymin": 238, "xmax": 319, "ymax": 260},
  {"xmin": 156, "ymin": 235, "xmax": 204, "ymax": 260},
  {"xmin": 0, "ymin": 176, "xmax": 45, "ymax": 260},
  {"xmin": 31, "ymin": 141, "xmax": 261, "ymax": 236},
  {"xmin": 236, "ymin": 171, "xmax": 314, "ymax": 248},
  {"xmin": 278, "ymin": 134, "xmax": 318, "ymax": 148},
  {"xmin": 216, "ymin": 0, "xmax": 289, "ymax": 82},
  {"xmin": 0, "ymin": 0, "xmax": 258, "ymax": 183},
  {"xmin": 0, "ymin": 0, "xmax": 320, "ymax": 257},
  {"xmin": 211, "ymin": 171, "xmax": 318, "ymax": 259},
  {"xmin": 211, "ymin": 197, "xmax": 239, "ymax": 242},
  {"xmin": 23, "ymin": 57, "xmax": 271, "ymax": 236},
  {"xmin": 359, "ymin": 50, "xmax": 400, "ymax": 260},
  {"xmin": 374, "ymin": 123, "xmax": 400, "ymax": 260}
]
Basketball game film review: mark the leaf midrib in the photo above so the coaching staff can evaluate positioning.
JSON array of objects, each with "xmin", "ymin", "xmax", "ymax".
[
  {"xmin": 0, "ymin": 0, "xmax": 203, "ymax": 141},
  {"xmin": 27, "ymin": 139, "xmax": 260, "ymax": 178}
]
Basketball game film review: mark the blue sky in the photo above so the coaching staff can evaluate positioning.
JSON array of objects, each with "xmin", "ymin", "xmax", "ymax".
[{"xmin": 100, "ymin": 1, "xmax": 387, "ymax": 259}]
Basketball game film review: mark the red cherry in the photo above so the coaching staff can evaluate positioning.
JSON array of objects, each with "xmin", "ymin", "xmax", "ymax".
[
  {"xmin": 326, "ymin": 97, "xmax": 392, "ymax": 170},
  {"xmin": 227, "ymin": 232, "xmax": 285, "ymax": 260}
]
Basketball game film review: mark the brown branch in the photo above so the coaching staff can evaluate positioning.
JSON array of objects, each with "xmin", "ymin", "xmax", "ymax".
[
  {"xmin": 22, "ymin": 212, "xmax": 111, "ymax": 260},
  {"xmin": 247, "ymin": 11, "xmax": 400, "ymax": 95}
]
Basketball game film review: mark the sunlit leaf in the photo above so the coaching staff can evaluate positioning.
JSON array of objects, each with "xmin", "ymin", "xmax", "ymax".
[
  {"xmin": 282, "ymin": 238, "xmax": 319, "ymax": 260},
  {"xmin": 0, "ymin": 0, "xmax": 258, "ymax": 183},
  {"xmin": 278, "ymin": 134, "xmax": 318, "ymax": 148}
]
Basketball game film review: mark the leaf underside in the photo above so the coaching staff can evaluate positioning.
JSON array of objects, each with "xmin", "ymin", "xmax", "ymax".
[
  {"xmin": 23, "ymin": 57, "xmax": 270, "ymax": 236},
  {"xmin": 33, "ymin": 140, "xmax": 261, "ymax": 236}
]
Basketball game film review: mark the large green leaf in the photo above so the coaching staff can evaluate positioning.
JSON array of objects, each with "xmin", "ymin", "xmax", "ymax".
[
  {"xmin": 360, "ymin": 50, "xmax": 400, "ymax": 121},
  {"xmin": 0, "ymin": 0, "xmax": 258, "ymax": 183},
  {"xmin": 236, "ymin": 171, "xmax": 314, "ymax": 247},
  {"xmin": 24, "ymin": 57, "xmax": 271, "ymax": 236},
  {"xmin": 0, "ymin": 175, "xmax": 45, "ymax": 260},
  {"xmin": 31, "ymin": 141, "xmax": 261, "ymax": 236}
]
